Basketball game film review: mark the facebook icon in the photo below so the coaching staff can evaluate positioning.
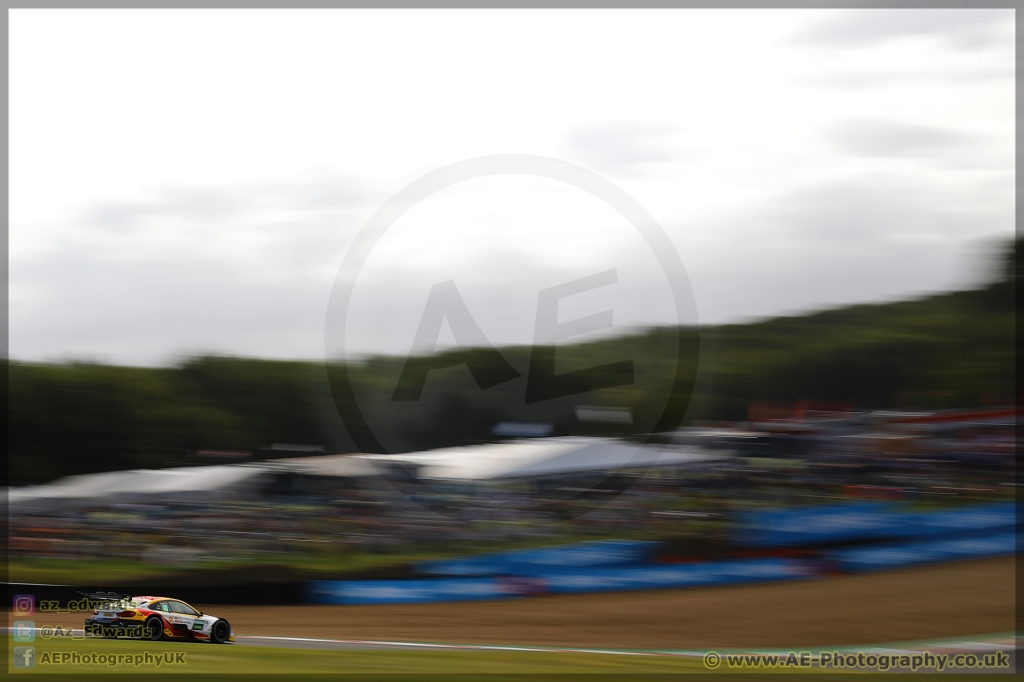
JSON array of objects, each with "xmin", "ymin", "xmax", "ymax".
[{"xmin": 13, "ymin": 646, "xmax": 35, "ymax": 668}]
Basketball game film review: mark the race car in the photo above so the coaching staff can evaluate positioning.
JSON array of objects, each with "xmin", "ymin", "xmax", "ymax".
[{"xmin": 82, "ymin": 593, "xmax": 234, "ymax": 644}]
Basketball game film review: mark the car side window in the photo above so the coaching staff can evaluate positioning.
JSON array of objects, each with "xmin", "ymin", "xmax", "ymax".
[
  {"xmin": 153, "ymin": 601, "xmax": 170, "ymax": 613},
  {"xmin": 168, "ymin": 601, "xmax": 198, "ymax": 616}
]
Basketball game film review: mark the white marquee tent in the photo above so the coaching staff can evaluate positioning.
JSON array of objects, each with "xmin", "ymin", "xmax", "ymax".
[
  {"xmin": 360, "ymin": 437, "xmax": 724, "ymax": 481},
  {"xmin": 7, "ymin": 465, "xmax": 269, "ymax": 512},
  {"xmin": 7, "ymin": 438, "xmax": 725, "ymax": 511}
]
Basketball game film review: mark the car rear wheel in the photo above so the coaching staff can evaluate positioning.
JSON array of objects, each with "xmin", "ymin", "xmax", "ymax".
[
  {"xmin": 209, "ymin": 619, "xmax": 230, "ymax": 644},
  {"xmin": 144, "ymin": 616, "xmax": 165, "ymax": 641}
]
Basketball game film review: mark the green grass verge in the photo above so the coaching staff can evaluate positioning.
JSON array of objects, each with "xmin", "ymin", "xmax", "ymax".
[
  {"xmin": 7, "ymin": 635, "xmax": 1009, "ymax": 681},
  {"xmin": 8, "ymin": 550, "xmax": 441, "ymax": 585},
  {"xmin": 9, "ymin": 558, "xmax": 177, "ymax": 585},
  {"xmin": 8, "ymin": 529, "xmax": 666, "ymax": 585},
  {"xmin": 7, "ymin": 635, "xmax": 708, "ymax": 676}
]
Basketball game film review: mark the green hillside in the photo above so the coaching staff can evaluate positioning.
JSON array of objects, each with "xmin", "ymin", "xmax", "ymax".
[{"xmin": 8, "ymin": 240, "xmax": 1016, "ymax": 485}]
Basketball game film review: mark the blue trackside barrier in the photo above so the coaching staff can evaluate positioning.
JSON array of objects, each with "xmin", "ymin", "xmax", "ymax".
[
  {"xmin": 307, "ymin": 506, "xmax": 1019, "ymax": 605},
  {"xmin": 306, "ymin": 577, "xmax": 512, "ymax": 605},
  {"xmin": 908, "ymin": 503, "xmax": 1016, "ymax": 537},
  {"xmin": 737, "ymin": 501, "xmax": 898, "ymax": 547},
  {"xmin": 539, "ymin": 558, "xmax": 814, "ymax": 594},
  {"xmin": 737, "ymin": 501, "xmax": 1016, "ymax": 547},
  {"xmin": 307, "ymin": 557, "xmax": 813, "ymax": 604},
  {"xmin": 417, "ymin": 539, "xmax": 661, "ymax": 577},
  {"xmin": 826, "ymin": 530, "xmax": 1018, "ymax": 573}
]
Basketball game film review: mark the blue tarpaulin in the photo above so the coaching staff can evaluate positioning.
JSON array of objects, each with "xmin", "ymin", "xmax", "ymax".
[{"xmin": 737, "ymin": 501, "xmax": 1015, "ymax": 547}]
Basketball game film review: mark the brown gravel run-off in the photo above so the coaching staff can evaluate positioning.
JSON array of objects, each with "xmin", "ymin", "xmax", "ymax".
[{"xmin": 15, "ymin": 557, "xmax": 1015, "ymax": 651}]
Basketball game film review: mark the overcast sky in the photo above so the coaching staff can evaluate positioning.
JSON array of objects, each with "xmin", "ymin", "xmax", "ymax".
[{"xmin": 9, "ymin": 9, "xmax": 1015, "ymax": 366}]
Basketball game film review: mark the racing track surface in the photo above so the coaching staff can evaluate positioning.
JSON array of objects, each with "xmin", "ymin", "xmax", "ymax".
[
  {"xmin": 12, "ymin": 556, "xmax": 1013, "ymax": 651},
  {"xmin": 220, "ymin": 556, "xmax": 1016, "ymax": 650}
]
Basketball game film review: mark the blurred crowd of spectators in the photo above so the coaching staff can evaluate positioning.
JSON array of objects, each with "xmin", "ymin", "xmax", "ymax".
[{"xmin": 9, "ymin": 411, "xmax": 1016, "ymax": 568}]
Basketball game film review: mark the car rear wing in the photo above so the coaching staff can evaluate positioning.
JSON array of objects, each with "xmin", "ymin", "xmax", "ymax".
[{"xmin": 76, "ymin": 591, "xmax": 134, "ymax": 610}]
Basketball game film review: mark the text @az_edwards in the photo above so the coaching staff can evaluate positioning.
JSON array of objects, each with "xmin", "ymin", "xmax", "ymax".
[{"xmin": 15, "ymin": 624, "xmax": 146, "ymax": 640}]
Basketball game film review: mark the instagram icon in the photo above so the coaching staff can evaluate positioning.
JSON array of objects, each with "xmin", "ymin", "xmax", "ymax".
[{"xmin": 13, "ymin": 594, "xmax": 35, "ymax": 616}]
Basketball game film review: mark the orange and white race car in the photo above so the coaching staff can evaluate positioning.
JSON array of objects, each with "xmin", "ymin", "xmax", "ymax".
[{"xmin": 83, "ymin": 593, "xmax": 233, "ymax": 644}]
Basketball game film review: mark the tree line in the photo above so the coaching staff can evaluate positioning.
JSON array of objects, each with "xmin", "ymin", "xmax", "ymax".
[{"xmin": 8, "ymin": 240, "xmax": 1016, "ymax": 485}]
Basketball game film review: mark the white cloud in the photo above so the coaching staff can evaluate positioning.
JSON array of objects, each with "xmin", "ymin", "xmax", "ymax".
[
  {"xmin": 563, "ymin": 121, "xmax": 685, "ymax": 177},
  {"xmin": 790, "ymin": 9, "xmax": 1013, "ymax": 50},
  {"xmin": 7, "ymin": 8, "xmax": 1015, "ymax": 365}
]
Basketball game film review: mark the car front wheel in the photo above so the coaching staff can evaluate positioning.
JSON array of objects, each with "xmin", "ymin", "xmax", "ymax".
[{"xmin": 209, "ymin": 619, "xmax": 230, "ymax": 644}]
